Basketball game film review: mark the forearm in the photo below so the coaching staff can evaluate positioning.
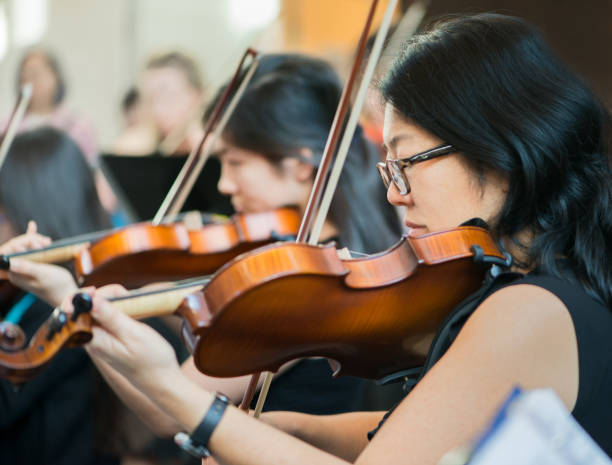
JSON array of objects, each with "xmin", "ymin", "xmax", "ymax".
[
  {"xmin": 90, "ymin": 354, "xmax": 182, "ymax": 437},
  {"xmin": 261, "ymin": 410, "xmax": 382, "ymax": 462},
  {"xmin": 181, "ymin": 356, "xmax": 256, "ymax": 404},
  {"xmin": 138, "ymin": 372, "xmax": 349, "ymax": 465}
]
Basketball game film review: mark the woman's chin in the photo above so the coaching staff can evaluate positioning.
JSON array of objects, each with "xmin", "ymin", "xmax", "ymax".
[{"xmin": 407, "ymin": 227, "xmax": 429, "ymax": 237}]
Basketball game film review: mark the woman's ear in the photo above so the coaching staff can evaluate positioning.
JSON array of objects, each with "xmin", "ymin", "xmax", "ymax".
[{"xmin": 282, "ymin": 148, "xmax": 315, "ymax": 182}]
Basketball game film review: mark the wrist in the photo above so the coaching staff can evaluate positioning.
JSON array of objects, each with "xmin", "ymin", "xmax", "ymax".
[
  {"xmin": 138, "ymin": 369, "xmax": 214, "ymax": 432},
  {"xmin": 175, "ymin": 392, "xmax": 230, "ymax": 459}
]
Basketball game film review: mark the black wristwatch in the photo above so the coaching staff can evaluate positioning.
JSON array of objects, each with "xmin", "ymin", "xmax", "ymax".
[{"xmin": 174, "ymin": 392, "xmax": 230, "ymax": 458}]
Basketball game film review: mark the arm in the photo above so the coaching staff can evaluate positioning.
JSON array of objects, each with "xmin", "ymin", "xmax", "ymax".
[
  {"xmin": 82, "ymin": 283, "xmax": 579, "ymax": 465},
  {"xmin": 92, "ymin": 350, "xmax": 379, "ymax": 459},
  {"xmin": 261, "ymin": 410, "xmax": 383, "ymax": 461},
  {"xmin": 89, "ymin": 354, "xmax": 182, "ymax": 437},
  {"xmin": 91, "ymin": 297, "xmax": 375, "ymax": 456},
  {"xmin": 181, "ymin": 356, "xmax": 299, "ymax": 405}
]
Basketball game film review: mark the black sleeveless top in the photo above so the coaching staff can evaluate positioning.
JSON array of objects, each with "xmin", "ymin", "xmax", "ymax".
[
  {"xmin": 251, "ymin": 359, "xmax": 366, "ymax": 414},
  {"xmin": 369, "ymin": 268, "xmax": 612, "ymax": 457}
]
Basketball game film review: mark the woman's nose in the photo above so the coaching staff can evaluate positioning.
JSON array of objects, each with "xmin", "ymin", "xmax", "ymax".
[
  {"xmin": 386, "ymin": 182, "xmax": 404, "ymax": 206},
  {"xmin": 217, "ymin": 168, "xmax": 237, "ymax": 195}
]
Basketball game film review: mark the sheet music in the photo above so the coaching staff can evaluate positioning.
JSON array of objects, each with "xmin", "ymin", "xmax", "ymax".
[{"xmin": 466, "ymin": 388, "xmax": 611, "ymax": 465}]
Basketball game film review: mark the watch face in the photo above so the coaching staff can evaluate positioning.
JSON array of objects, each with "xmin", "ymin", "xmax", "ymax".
[{"xmin": 174, "ymin": 432, "xmax": 210, "ymax": 459}]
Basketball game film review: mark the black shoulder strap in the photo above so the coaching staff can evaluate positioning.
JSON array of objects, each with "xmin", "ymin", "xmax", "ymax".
[{"xmin": 367, "ymin": 270, "xmax": 523, "ymax": 441}]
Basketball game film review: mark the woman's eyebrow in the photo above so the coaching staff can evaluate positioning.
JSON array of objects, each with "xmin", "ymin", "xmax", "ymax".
[
  {"xmin": 382, "ymin": 133, "xmax": 411, "ymax": 153},
  {"xmin": 212, "ymin": 148, "xmax": 228, "ymax": 158}
]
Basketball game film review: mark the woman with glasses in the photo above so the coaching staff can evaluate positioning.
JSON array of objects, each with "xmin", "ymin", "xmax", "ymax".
[{"xmin": 62, "ymin": 13, "xmax": 612, "ymax": 463}]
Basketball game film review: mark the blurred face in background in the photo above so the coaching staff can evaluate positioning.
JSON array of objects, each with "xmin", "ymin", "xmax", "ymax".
[
  {"xmin": 215, "ymin": 137, "xmax": 314, "ymax": 214},
  {"xmin": 19, "ymin": 53, "xmax": 60, "ymax": 113},
  {"xmin": 140, "ymin": 66, "xmax": 204, "ymax": 137}
]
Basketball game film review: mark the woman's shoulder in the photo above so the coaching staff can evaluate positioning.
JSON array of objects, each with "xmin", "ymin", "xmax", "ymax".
[
  {"xmin": 480, "ymin": 271, "xmax": 612, "ymax": 347},
  {"xmin": 446, "ymin": 279, "xmax": 580, "ymax": 409}
]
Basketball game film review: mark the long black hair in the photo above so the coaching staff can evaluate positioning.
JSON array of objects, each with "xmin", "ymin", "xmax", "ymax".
[
  {"xmin": 0, "ymin": 127, "xmax": 110, "ymax": 239},
  {"xmin": 382, "ymin": 13, "xmax": 612, "ymax": 306},
  {"xmin": 207, "ymin": 54, "xmax": 402, "ymax": 254}
]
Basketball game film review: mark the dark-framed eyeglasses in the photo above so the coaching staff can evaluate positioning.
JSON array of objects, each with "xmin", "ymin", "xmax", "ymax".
[{"xmin": 376, "ymin": 144, "xmax": 456, "ymax": 195}]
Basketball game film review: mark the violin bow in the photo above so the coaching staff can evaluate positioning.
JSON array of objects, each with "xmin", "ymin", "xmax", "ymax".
[
  {"xmin": 0, "ymin": 83, "xmax": 33, "ymax": 172},
  {"xmin": 152, "ymin": 49, "xmax": 260, "ymax": 225},
  {"xmin": 308, "ymin": 0, "xmax": 427, "ymax": 245},
  {"xmin": 238, "ymin": 0, "xmax": 399, "ymax": 417}
]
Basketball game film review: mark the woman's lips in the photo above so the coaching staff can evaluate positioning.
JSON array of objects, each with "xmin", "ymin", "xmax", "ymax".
[
  {"xmin": 404, "ymin": 219, "xmax": 426, "ymax": 229},
  {"xmin": 404, "ymin": 219, "xmax": 428, "ymax": 236}
]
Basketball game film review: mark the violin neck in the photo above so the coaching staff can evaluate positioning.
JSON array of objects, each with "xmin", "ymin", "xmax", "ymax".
[
  {"xmin": 10, "ymin": 241, "xmax": 91, "ymax": 264},
  {"xmin": 109, "ymin": 281, "xmax": 207, "ymax": 319},
  {"xmin": 5, "ymin": 227, "xmax": 112, "ymax": 262}
]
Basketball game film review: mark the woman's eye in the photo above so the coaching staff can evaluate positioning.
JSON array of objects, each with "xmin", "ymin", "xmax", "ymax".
[{"xmin": 226, "ymin": 159, "xmax": 243, "ymax": 167}]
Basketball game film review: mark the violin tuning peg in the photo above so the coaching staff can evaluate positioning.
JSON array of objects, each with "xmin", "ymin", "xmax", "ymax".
[
  {"xmin": 0, "ymin": 255, "xmax": 10, "ymax": 270},
  {"xmin": 46, "ymin": 308, "xmax": 68, "ymax": 341},
  {"xmin": 72, "ymin": 293, "xmax": 93, "ymax": 321}
]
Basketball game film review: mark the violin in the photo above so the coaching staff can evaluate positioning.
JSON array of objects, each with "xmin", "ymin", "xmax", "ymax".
[
  {"xmin": 0, "ymin": 208, "xmax": 300, "ymax": 289},
  {"xmin": 0, "ymin": 225, "xmax": 508, "ymax": 385},
  {"xmin": 74, "ymin": 207, "xmax": 300, "ymax": 288},
  {"xmin": 180, "ymin": 226, "xmax": 510, "ymax": 381}
]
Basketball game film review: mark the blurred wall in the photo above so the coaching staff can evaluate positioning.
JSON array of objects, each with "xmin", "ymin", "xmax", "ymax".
[
  {"xmin": 419, "ymin": 0, "xmax": 612, "ymax": 107},
  {"xmin": 0, "ymin": 0, "xmax": 271, "ymax": 148},
  {"xmin": 1, "ymin": 0, "xmax": 609, "ymax": 150}
]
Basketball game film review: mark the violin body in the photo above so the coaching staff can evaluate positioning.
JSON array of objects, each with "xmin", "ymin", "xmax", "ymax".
[
  {"xmin": 75, "ymin": 208, "xmax": 300, "ymax": 288},
  {"xmin": 183, "ymin": 226, "xmax": 507, "ymax": 380}
]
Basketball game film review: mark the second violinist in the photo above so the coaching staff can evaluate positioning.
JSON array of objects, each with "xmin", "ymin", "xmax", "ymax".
[{"xmin": 6, "ymin": 53, "xmax": 402, "ymax": 417}]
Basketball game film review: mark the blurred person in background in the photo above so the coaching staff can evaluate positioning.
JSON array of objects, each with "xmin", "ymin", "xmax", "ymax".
[
  {"xmin": 0, "ymin": 127, "xmax": 196, "ymax": 465},
  {"xmin": 112, "ymin": 52, "xmax": 206, "ymax": 156},
  {"xmin": 15, "ymin": 49, "xmax": 98, "ymax": 165},
  {"xmin": 0, "ymin": 127, "xmax": 117, "ymax": 465},
  {"xmin": 13, "ymin": 48, "xmax": 119, "ymax": 217}
]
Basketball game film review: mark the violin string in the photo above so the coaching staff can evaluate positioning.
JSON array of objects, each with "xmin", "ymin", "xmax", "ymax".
[{"xmin": 108, "ymin": 276, "xmax": 212, "ymax": 303}]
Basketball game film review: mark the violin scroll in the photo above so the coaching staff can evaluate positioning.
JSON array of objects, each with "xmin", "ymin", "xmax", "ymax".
[
  {"xmin": 0, "ymin": 299, "xmax": 93, "ymax": 384},
  {"xmin": 0, "ymin": 322, "xmax": 26, "ymax": 351}
]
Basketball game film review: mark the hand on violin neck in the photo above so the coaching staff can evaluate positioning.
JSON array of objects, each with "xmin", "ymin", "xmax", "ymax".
[
  {"xmin": 7, "ymin": 259, "xmax": 77, "ymax": 307},
  {"xmin": 71, "ymin": 286, "xmax": 181, "ymax": 390},
  {"xmin": 0, "ymin": 221, "xmax": 51, "ymax": 255}
]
